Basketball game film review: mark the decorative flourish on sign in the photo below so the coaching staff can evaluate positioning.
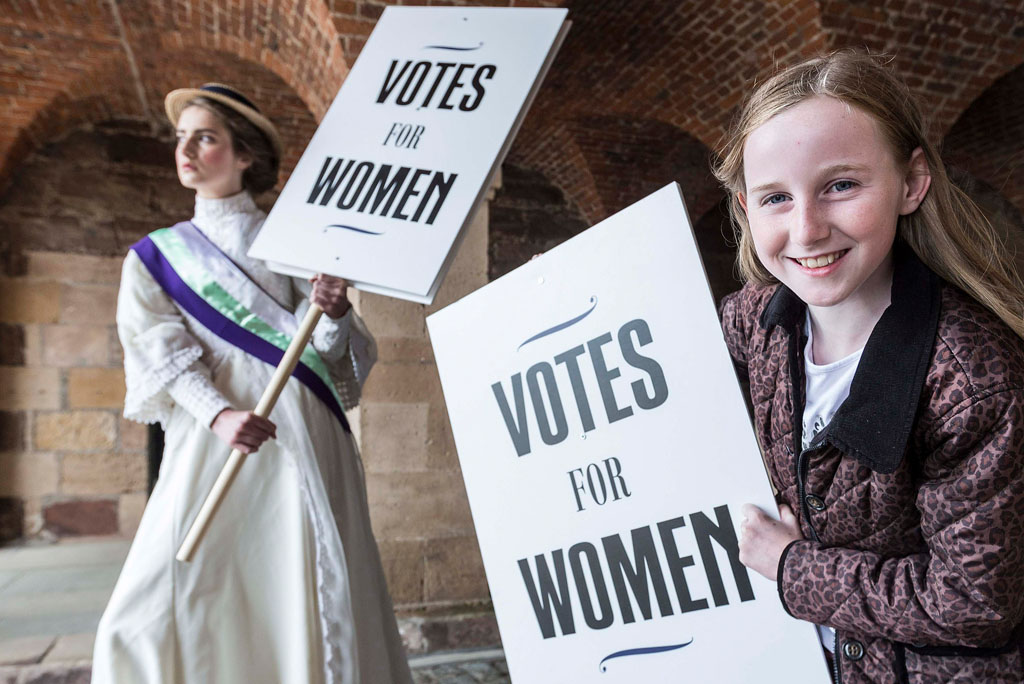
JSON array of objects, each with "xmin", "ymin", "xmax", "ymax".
[
  {"xmin": 517, "ymin": 296, "xmax": 597, "ymax": 352},
  {"xmin": 598, "ymin": 639, "xmax": 695, "ymax": 673},
  {"xmin": 423, "ymin": 42, "xmax": 484, "ymax": 51},
  {"xmin": 325, "ymin": 224, "xmax": 385, "ymax": 236}
]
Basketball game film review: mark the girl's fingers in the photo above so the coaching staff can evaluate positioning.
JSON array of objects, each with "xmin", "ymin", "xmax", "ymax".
[
  {"xmin": 239, "ymin": 416, "xmax": 276, "ymax": 435},
  {"xmin": 311, "ymin": 273, "xmax": 350, "ymax": 289},
  {"xmin": 309, "ymin": 280, "xmax": 352, "ymax": 318},
  {"xmin": 740, "ymin": 503, "xmax": 762, "ymax": 522},
  {"xmin": 237, "ymin": 415, "xmax": 277, "ymax": 441},
  {"xmin": 247, "ymin": 415, "xmax": 277, "ymax": 435},
  {"xmin": 237, "ymin": 428, "xmax": 273, "ymax": 444},
  {"xmin": 232, "ymin": 437, "xmax": 259, "ymax": 453},
  {"xmin": 779, "ymin": 503, "xmax": 796, "ymax": 522}
]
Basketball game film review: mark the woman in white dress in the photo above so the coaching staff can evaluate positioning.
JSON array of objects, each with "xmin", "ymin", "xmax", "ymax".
[{"xmin": 92, "ymin": 83, "xmax": 413, "ymax": 684}]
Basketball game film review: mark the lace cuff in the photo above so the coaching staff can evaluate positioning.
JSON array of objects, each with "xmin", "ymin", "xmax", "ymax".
[
  {"xmin": 123, "ymin": 346, "xmax": 203, "ymax": 426},
  {"xmin": 306, "ymin": 308, "xmax": 377, "ymax": 411},
  {"xmin": 166, "ymin": 363, "xmax": 232, "ymax": 428}
]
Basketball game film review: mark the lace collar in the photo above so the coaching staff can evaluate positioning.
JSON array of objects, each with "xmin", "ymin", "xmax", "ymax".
[
  {"xmin": 190, "ymin": 191, "xmax": 265, "ymax": 258},
  {"xmin": 193, "ymin": 191, "xmax": 261, "ymax": 222}
]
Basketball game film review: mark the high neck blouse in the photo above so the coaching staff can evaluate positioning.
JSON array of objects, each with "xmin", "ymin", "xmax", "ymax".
[{"xmin": 190, "ymin": 191, "xmax": 291, "ymax": 307}]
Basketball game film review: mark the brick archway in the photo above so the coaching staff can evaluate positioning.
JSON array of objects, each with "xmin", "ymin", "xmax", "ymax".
[
  {"xmin": 944, "ymin": 60, "xmax": 1024, "ymax": 217},
  {"xmin": 568, "ymin": 114, "xmax": 722, "ymax": 221},
  {"xmin": 0, "ymin": 0, "xmax": 346, "ymax": 191},
  {"xmin": 509, "ymin": 0, "xmax": 828, "ymax": 222},
  {"xmin": 818, "ymin": 0, "xmax": 1024, "ymax": 138},
  {"xmin": 0, "ymin": 48, "xmax": 319, "ymax": 264}
]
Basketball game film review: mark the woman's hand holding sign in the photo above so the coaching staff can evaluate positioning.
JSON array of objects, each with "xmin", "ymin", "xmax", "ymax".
[
  {"xmin": 211, "ymin": 409, "xmax": 277, "ymax": 455},
  {"xmin": 310, "ymin": 274, "xmax": 352, "ymax": 319},
  {"xmin": 738, "ymin": 503, "xmax": 803, "ymax": 581}
]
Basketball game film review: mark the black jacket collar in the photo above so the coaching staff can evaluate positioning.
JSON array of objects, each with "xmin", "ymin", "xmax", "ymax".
[{"xmin": 759, "ymin": 244, "xmax": 942, "ymax": 473}]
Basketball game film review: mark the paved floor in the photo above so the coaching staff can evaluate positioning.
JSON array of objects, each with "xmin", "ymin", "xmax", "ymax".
[
  {"xmin": 0, "ymin": 538, "xmax": 510, "ymax": 683},
  {"xmin": 0, "ymin": 539, "xmax": 128, "ymax": 643}
]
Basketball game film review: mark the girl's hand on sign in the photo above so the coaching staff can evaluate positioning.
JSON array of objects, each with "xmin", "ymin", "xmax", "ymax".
[
  {"xmin": 310, "ymin": 274, "xmax": 352, "ymax": 319},
  {"xmin": 211, "ymin": 409, "xmax": 277, "ymax": 454},
  {"xmin": 737, "ymin": 503, "xmax": 803, "ymax": 581}
]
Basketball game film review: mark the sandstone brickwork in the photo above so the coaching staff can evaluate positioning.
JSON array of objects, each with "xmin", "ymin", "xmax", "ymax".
[{"xmin": 0, "ymin": 251, "xmax": 143, "ymax": 540}]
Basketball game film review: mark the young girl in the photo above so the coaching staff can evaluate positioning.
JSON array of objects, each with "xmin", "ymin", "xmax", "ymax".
[
  {"xmin": 93, "ymin": 84, "xmax": 412, "ymax": 684},
  {"xmin": 716, "ymin": 52, "xmax": 1024, "ymax": 682}
]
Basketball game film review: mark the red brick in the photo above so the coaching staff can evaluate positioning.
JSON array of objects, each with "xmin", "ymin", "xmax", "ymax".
[{"xmin": 43, "ymin": 499, "xmax": 118, "ymax": 536}]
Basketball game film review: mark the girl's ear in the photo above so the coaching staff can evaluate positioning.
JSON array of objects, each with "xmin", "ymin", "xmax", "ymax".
[
  {"xmin": 737, "ymin": 192, "xmax": 748, "ymax": 214},
  {"xmin": 899, "ymin": 147, "xmax": 931, "ymax": 216},
  {"xmin": 235, "ymin": 150, "xmax": 253, "ymax": 173}
]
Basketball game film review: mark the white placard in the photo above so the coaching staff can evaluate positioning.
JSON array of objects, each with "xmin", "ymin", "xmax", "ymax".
[
  {"xmin": 248, "ymin": 6, "xmax": 568, "ymax": 303},
  {"xmin": 426, "ymin": 184, "xmax": 830, "ymax": 683}
]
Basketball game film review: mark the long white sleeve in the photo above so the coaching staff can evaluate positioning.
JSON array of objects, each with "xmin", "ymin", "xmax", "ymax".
[
  {"xmin": 118, "ymin": 251, "xmax": 229, "ymax": 427},
  {"xmin": 291, "ymin": 280, "xmax": 377, "ymax": 411},
  {"xmin": 166, "ymin": 363, "xmax": 231, "ymax": 428}
]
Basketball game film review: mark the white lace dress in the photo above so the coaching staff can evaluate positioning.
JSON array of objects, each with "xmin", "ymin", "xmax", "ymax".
[{"xmin": 92, "ymin": 192, "xmax": 412, "ymax": 684}]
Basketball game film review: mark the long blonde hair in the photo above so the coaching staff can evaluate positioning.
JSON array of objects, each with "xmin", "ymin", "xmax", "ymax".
[{"xmin": 713, "ymin": 50, "xmax": 1024, "ymax": 339}]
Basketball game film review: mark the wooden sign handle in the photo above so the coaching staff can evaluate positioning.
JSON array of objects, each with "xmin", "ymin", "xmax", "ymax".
[{"xmin": 176, "ymin": 303, "xmax": 324, "ymax": 563}]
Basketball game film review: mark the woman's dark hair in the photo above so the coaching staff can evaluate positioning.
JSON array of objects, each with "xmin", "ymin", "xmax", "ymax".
[{"xmin": 185, "ymin": 96, "xmax": 279, "ymax": 194}]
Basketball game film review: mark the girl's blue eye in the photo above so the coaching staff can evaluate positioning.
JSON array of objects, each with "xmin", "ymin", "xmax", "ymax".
[
  {"xmin": 831, "ymin": 180, "xmax": 855, "ymax": 192},
  {"xmin": 763, "ymin": 193, "xmax": 787, "ymax": 206}
]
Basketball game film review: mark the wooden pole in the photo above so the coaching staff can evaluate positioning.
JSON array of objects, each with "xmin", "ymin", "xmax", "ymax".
[{"xmin": 176, "ymin": 303, "xmax": 324, "ymax": 563}]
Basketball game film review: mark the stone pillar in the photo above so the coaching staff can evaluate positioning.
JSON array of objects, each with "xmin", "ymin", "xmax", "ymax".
[{"xmin": 353, "ymin": 174, "xmax": 499, "ymax": 649}]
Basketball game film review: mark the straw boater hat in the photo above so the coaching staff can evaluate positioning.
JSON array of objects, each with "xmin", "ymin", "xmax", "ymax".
[{"xmin": 164, "ymin": 83, "xmax": 283, "ymax": 160}]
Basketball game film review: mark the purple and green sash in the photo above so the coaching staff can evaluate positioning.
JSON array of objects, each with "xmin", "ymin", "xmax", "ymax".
[{"xmin": 131, "ymin": 222, "xmax": 350, "ymax": 432}]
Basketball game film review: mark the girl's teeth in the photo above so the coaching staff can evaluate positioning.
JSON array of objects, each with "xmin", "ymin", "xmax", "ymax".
[{"xmin": 800, "ymin": 252, "xmax": 840, "ymax": 268}]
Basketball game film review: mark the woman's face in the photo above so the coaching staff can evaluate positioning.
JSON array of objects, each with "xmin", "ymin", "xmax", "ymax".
[{"xmin": 175, "ymin": 105, "xmax": 250, "ymax": 198}]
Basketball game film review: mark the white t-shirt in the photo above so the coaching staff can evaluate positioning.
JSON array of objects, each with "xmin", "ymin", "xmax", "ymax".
[{"xmin": 801, "ymin": 312, "xmax": 864, "ymax": 653}]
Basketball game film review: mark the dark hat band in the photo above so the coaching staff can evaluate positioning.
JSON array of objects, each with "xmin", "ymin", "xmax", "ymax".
[{"xmin": 199, "ymin": 84, "xmax": 260, "ymax": 114}]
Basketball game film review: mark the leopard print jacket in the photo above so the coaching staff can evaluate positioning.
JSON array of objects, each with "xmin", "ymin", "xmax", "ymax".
[{"xmin": 719, "ymin": 248, "xmax": 1024, "ymax": 683}]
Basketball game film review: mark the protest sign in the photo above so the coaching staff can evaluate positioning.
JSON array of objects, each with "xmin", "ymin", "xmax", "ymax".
[
  {"xmin": 426, "ymin": 184, "xmax": 830, "ymax": 682},
  {"xmin": 248, "ymin": 6, "xmax": 569, "ymax": 303}
]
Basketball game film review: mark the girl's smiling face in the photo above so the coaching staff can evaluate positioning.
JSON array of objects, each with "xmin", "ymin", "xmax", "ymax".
[
  {"xmin": 175, "ymin": 105, "xmax": 251, "ymax": 198},
  {"xmin": 740, "ymin": 96, "xmax": 929, "ymax": 316}
]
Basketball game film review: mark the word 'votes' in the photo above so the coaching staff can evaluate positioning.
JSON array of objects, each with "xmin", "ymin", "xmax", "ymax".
[
  {"xmin": 491, "ymin": 319, "xmax": 669, "ymax": 457},
  {"xmin": 377, "ymin": 60, "xmax": 497, "ymax": 111}
]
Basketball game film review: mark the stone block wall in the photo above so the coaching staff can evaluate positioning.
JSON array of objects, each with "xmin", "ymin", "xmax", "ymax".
[
  {"xmin": 0, "ymin": 251, "xmax": 147, "ymax": 540},
  {"xmin": 356, "ymin": 179, "xmax": 496, "ymax": 612}
]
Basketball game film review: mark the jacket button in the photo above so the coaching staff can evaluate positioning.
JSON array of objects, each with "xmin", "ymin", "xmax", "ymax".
[
  {"xmin": 842, "ymin": 640, "xmax": 864, "ymax": 661},
  {"xmin": 805, "ymin": 494, "xmax": 826, "ymax": 511}
]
